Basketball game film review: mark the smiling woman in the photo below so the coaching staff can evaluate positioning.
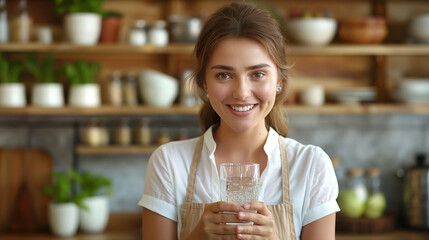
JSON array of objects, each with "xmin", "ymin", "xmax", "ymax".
[{"xmin": 140, "ymin": 2, "xmax": 339, "ymax": 240}]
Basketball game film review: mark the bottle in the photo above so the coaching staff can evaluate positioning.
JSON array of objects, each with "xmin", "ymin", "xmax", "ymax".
[
  {"xmin": 148, "ymin": 20, "xmax": 168, "ymax": 47},
  {"xmin": 115, "ymin": 118, "xmax": 131, "ymax": 146},
  {"xmin": 364, "ymin": 168, "xmax": 386, "ymax": 218},
  {"xmin": 0, "ymin": 0, "xmax": 8, "ymax": 43},
  {"xmin": 337, "ymin": 168, "xmax": 368, "ymax": 218},
  {"xmin": 136, "ymin": 117, "xmax": 151, "ymax": 146},
  {"xmin": 12, "ymin": 0, "xmax": 32, "ymax": 43},
  {"xmin": 123, "ymin": 72, "xmax": 138, "ymax": 106},
  {"xmin": 109, "ymin": 71, "xmax": 123, "ymax": 106},
  {"xmin": 128, "ymin": 20, "xmax": 146, "ymax": 46},
  {"xmin": 82, "ymin": 118, "xmax": 104, "ymax": 147}
]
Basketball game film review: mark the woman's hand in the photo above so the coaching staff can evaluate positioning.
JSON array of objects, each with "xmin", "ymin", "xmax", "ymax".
[
  {"xmin": 186, "ymin": 201, "xmax": 245, "ymax": 240},
  {"xmin": 234, "ymin": 202, "xmax": 279, "ymax": 240}
]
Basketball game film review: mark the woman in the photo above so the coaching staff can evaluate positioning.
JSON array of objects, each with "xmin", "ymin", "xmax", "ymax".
[{"xmin": 139, "ymin": 2, "xmax": 339, "ymax": 240}]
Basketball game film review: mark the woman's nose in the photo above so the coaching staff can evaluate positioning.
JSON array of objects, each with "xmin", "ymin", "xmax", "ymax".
[{"xmin": 232, "ymin": 78, "xmax": 251, "ymax": 100}]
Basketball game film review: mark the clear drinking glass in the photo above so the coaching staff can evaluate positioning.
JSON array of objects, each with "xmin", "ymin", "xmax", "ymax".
[{"xmin": 220, "ymin": 163, "xmax": 260, "ymax": 225}]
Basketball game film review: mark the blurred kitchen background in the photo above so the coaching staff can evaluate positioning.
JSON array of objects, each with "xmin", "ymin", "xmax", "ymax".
[{"xmin": 0, "ymin": 0, "xmax": 429, "ymax": 239}]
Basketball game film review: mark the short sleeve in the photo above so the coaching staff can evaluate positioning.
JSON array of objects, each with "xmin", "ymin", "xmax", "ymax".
[
  {"xmin": 138, "ymin": 146, "xmax": 178, "ymax": 222},
  {"xmin": 302, "ymin": 147, "xmax": 340, "ymax": 226}
]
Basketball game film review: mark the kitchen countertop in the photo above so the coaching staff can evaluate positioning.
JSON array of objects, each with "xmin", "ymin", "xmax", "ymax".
[{"xmin": 0, "ymin": 213, "xmax": 427, "ymax": 240}]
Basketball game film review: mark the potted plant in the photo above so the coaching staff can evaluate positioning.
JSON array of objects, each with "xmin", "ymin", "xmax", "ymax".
[
  {"xmin": 43, "ymin": 170, "xmax": 85, "ymax": 237},
  {"xmin": 63, "ymin": 59, "xmax": 101, "ymax": 107},
  {"xmin": 25, "ymin": 53, "xmax": 64, "ymax": 107},
  {"xmin": 0, "ymin": 53, "xmax": 26, "ymax": 107},
  {"xmin": 99, "ymin": 11, "xmax": 123, "ymax": 43},
  {"xmin": 75, "ymin": 171, "xmax": 112, "ymax": 233},
  {"xmin": 54, "ymin": 0, "xmax": 105, "ymax": 45}
]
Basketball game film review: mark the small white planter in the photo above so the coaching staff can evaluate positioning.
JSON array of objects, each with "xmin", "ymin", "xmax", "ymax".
[
  {"xmin": 69, "ymin": 84, "xmax": 101, "ymax": 107},
  {"xmin": 49, "ymin": 202, "xmax": 79, "ymax": 237},
  {"xmin": 31, "ymin": 83, "xmax": 64, "ymax": 107},
  {"xmin": 0, "ymin": 83, "xmax": 26, "ymax": 107},
  {"xmin": 79, "ymin": 196, "xmax": 109, "ymax": 233},
  {"xmin": 65, "ymin": 13, "xmax": 102, "ymax": 45}
]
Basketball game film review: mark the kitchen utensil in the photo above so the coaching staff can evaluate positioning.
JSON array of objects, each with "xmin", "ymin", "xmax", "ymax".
[{"xmin": 0, "ymin": 148, "xmax": 53, "ymax": 232}]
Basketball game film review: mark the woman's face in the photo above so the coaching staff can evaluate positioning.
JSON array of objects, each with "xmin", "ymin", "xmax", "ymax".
[{"xmin": 205, "ymin": 37, "xmax": 279, "ymax": 134}]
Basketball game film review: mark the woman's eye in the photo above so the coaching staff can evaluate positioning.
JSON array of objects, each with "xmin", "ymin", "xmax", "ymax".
[
  {"xmin": 253, "ymin": 72, "xmax": 265, "ymax": 78},
  {"xmin": 217, "ymin": 73, "xmax": 231, "ymax": 79}
]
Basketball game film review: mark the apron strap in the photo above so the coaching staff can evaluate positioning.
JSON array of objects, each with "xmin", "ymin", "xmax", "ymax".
[
  {"xmin": 184, "ymin": 136, "xmax": 204, "ymax": 203},
  {"xmin": 279, "ymin": 137, "xmax": 291, "ymax": 203}
]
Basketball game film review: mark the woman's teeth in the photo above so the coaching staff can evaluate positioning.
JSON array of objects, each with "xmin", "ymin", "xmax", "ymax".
[{"xmin": 230, "ymin": 105, "xmax": 255, "ymax": 112}]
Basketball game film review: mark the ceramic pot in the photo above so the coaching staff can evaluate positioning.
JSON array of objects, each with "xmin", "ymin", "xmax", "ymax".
[
  {"xmin": 0, "ymin": 83, "xmax": 26, "ymax": 107},
  {"xmin": 139, "ymin": 68, "xmax": 178, "ymax": 107},
  {"xmin": 31, "ymin": 83, "xmax": 64, "ymax": 107},
  {"xmin": 48, "ymin": 202, "xmax": 79, "ymax": 237},
  {"xmin": 99, "ymin": 17, "xmax": 122, "ymax": 43},
  {"xmin": 79, "ymin": 196, "xmax": 109, "ymax": 233},
  {"xmin": 69, "ymin": 84, "xmax": 101, "ymax": 107},
  {"xmin": 65, "ymin": 13, "xmax": 102, "ymax": 45}
]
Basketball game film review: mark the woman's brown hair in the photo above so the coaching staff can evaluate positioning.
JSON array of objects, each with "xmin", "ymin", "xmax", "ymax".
[{"xmin": 192, "ymin": 2, "xmax": 290, "ymax": 137}]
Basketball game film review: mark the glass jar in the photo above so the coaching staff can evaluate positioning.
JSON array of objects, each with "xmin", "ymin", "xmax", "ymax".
[
  {"xmin": 12, "ymin": 0, "xmax": 32, "ymax": 43},
  {"xmin": 338, "ymin": 168, "xmax": 368, "ymax": 218},
  {"xmin": 148, "ymin": 20, "xmax": 168, "ymax": 47},
  {"xmin": 82, "ymin": 118, "xmax": 108, "ymax": 147},
  {"xmin": 0, "ymin": 0, "xmax": 8, "ymax": 43},
  {"xmin": 136, "ymin": 117, "xmax": 151, "ymax": 146},
  {"xmin": 109, "ymin": 71, "xmax": 123, "ymax": 106},
  {"xmin": 365, "ymin": 168, "xmax": 386, "ymax": 218},
  {"xmin": 157, "ymin": 128, "xmax": 171, "ymax": 145},
  {"xmin": 115, "ymin": 118, "xmax": 131, "ymax": 146},
  {"xmin": 129, "ymin": 20, "xmax": 146, "ymax": 46},
  {"xmin": 122, "ymin": 72, "xmax": 138, "ymax": 106}
]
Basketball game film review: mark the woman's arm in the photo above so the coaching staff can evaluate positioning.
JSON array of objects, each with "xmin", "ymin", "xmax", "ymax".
[
  {"xmin": 300, "ymin": 213, "xmax": 336, "ymax": 240},
  {"xmin": 142, "ymin": 208, "xmax": 178, "ymax": 240}
]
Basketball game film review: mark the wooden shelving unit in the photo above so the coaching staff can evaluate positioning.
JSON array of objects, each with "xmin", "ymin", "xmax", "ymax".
[{"xmin": 76, "ymin": 145, "xmax": 159, "ymax": 155}]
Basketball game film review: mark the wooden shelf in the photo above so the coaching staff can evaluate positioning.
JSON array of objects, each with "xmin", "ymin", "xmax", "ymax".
[
  {"xmin": 2, "ymin": 43, "xmax": 429, "ymax": 56},
  {"xmin": 76, "ymin": 145, "xmax": 159, "ymax": 155},
  {"xmin": 1, "ymin": 104, "xmax": 429, "ymax": 116}
]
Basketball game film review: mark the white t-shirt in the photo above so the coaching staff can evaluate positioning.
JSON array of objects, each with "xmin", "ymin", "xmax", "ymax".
[{"xmin": 139, "ymin": 126, "xmax": 340, "ymax": 239}]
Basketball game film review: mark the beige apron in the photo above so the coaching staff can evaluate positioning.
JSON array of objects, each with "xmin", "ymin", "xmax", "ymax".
[{"xmin": 179, "ymin": 136, "xmax": 297, "ymax": 240}]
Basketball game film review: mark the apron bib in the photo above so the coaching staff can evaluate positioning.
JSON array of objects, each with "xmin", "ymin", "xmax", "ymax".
[{"xmin": 180, "ymin": 137, "xmax": 297, "ymax": 240}]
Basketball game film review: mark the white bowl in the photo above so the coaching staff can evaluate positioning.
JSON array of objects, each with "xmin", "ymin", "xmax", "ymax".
[
  {"xmin": 285, "ymin": 18, "xmax": 337, "ymax": 46},
  {"xmin": 139, "ymin": 69, "xmax": 179, "ymax": 107},
  {"xmin": 397, "ymin": 78, "xmax": 429, "ymax": 96}
]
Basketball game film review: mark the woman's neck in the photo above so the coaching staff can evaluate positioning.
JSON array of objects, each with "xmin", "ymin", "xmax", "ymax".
[{"xmin": 213, "ymin": 122, "xmax": 269, "ymax": 169}]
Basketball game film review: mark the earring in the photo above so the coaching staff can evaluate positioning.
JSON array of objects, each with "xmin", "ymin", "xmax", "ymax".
[
  {"xmin": 276, "ymin": 86, "xmax": 282, "ymax": 93},
  {"xmin": 205, "ymin": 88, "xmax": 209, "ymax": 98}
]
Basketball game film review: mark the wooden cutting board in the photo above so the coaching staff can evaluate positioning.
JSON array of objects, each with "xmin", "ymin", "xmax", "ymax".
[{"xmin": 0, "ymin": 148, "xmax": 53, "ymax": 232}]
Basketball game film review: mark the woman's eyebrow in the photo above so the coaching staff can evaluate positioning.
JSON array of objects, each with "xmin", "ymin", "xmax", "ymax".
[{"xmin": 210, "ymin": 63, "xmax": 271, "ymax": 71}]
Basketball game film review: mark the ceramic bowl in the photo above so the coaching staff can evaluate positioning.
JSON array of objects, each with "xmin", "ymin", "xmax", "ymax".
[
  {"xmin": 338, "ymin": 17, "xmax": 387, "ymax": 44},
  {"xmin": 139, "ymin": 69, "xmax": 179, "ymax": 107},
  {"xmin": 285, "ymin": 18, "xmax": 337, "ymax": 46},
  {"xmin": 409, "ymin": 14, "xmax": 429, "ymax": 43}
]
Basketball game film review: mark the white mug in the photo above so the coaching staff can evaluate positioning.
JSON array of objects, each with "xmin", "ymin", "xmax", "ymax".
[{"xmin": 300, "ymin": 85, "xmax": 325, "ymax": 106}]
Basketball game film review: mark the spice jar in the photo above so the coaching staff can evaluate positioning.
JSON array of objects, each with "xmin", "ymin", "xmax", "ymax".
[
  {"xmin": 136, "ymin": 117, "xmax": 151, "ymax": 146},
  {"xmin": 337, "ymin": 168, "xmax": 368, "ymax": 218},
  {"xmin": 364, "ymin": 168, "xmax": 386, "ymax": 218},
  {"xmin": 129, "ymin": 20, "xmax": 146, "ymax": 46},
  {"xmin": 157, "ymin": 128, "xmax": 171, "ymax": 145},
  {"xmin": 0, "ymin": 0, "xmax": 8, "ymax": 43},
  {"xmin": 82, "ymin": 118, "xmax": 108, "ymax": 147},
  {"xmin": 115, "ymin": 118, "xmax": 131, "ymax": 146},
  {"xmin": 148, "ymin": 20, "xmax": 168, "ymax": 47},
  {"xmin": 123, "ymin": 72, "xmax": 138, "ymax": 106},
  {"xmin": 109, "ymin": 71, "xmax": 123, "ymax": 106},
  {"xmin": 12, "ymin": 0, "xmax": 32, "ymax": 43}
]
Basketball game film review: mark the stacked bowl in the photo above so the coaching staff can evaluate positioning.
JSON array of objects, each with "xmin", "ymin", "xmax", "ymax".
[
  {"xmin": 393, "ymin": 78, "xmax": 429, "ymax": 104},
  {"xmin": 409, "ymin": 14, "xmax": 429, "ymax": 43}
]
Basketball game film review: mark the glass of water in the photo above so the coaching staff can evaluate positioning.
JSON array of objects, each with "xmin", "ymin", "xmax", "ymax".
[{"xmin": 220, "ymin": 163, "xmax": 260, "ymax": 225}]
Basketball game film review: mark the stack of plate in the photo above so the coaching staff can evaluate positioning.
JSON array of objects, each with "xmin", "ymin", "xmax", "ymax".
[
  {"xmin": 393, "ymin": 78, "xmax": 429, "ymax": 104},
  {"xmin": 409, "ymin": 14, "xmax": 429, "ymax": 43},
  {"xmin": 328, "ymin": 87, "xmax": 376, "ymax": 105}
]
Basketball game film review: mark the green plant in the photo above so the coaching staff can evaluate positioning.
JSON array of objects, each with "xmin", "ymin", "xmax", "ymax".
[
  {"xmin": 43, "ymin": 170, "xmax": 86, "ymax": 208},
  {"xmin": 63, "ymin": 59, "xmax": 101, "ymax": 85},
  {"xmin": 101, "ymin": 10, "xmax": 123, "ymax": 18},
  {"xmin": 0, "ymin": 53, "xmax": 24, "ymax": 83},
  {"xmin": 24, "ymin": 53, "xmax": 57, "ymax": 83},
  {"xmin": 76, "ymin": 170, "xmax": 112, "ymax": 198},
  {"xmin": 54, "ymin": 0, "xmax": 105, "ymax": 15}
]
